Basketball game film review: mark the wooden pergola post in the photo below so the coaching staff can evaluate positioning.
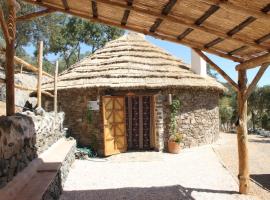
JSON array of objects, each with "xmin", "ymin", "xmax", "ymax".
[
  {"xmin": 54, "ymin": 60, "xmax": 58, "ymax": 114},
  {"xmin": 237, "ymin": 69, "xmax": 249, "ymax": 194},
  {"xmin": 4, "ymin": 1, "xmax": 17, "ymax": 116},
  {"xmin": 37, "ymin": 41, "xmax": 43, "ymax": 108}
]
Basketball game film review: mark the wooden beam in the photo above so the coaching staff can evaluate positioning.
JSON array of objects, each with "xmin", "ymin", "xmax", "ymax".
[
  {"xmin": 121, "ymin": 0, "xmax": 133, "ymax": 26},
  {"xmin": 255, "ymin": 33, "xmax": 270, "ymax": 44},
  {"xmin": 228, "ymin": 46, "xmax": 248, "ymax": 56},
  {"xmin": 244, "ymin": 63, "xmax": 269, "ymax": 101},
  {"xmin": 0, "ymin": 8, "xmax": 11, "ymax": 44},
  {"xmin": 23, "ymin": 0, "xmax": 269, "ymax": 51},
  {"xmin": 195, "ymin": 4, "xmax": 219, "ymax": 25},
  {"xmin": 200, "ymin": 0, "xmax": 270, "ymax": 21},
  {"xmin": 54, "ymin": 60, "xmax": 58, "ymax": 113},
  {"xmin": 22, "ymin": 0, "xmax": 244, "ymax": 62},
  {"xmin": 13, "ymin": 56, "xmax": 54, "ymax": 78},
  {"xmin": 261, "ymin": 3, "xmax": 270, "ymax": 13},
  {"xmin": 150, "ymin": 0, "xmax": 177, "ymax": 32},
  {"xmin": 61, "ymin": 0, "xmax": 69, "ymax": 11},
  {"xmin": 236, "ymin": 53, "xmax": 270, "ymax": 70},
  {"xmin": 88, "ymin": 0, "xmax": 269, "ymax": 51},
  {"xmin": 193, "ymin": 48, "xmax": 239, "ymax": 91},
  {"xmin": 204, "ymin": 37, "xmax": 224, "ymax": 48},
  {"xmin": 5, "ymin": 0, "xmax": 16, "ymax": 116},
  {"xmin": 16, "ymin": 8, "xmax": 54, "ymax": 21},
  {"xmin": 37, "ymin": 41, "xmax": 43, "ymax": 107},
  {"xmin": 227, "ymin": 17, "xmax": 256, "ymax": 37},
  {"xmin": 237, "ymin": 69, "xmax": 249, "ymax": 194},
  {"xmin": 91, "ymin": 1, "xmax": 98, "ymax": 18}
]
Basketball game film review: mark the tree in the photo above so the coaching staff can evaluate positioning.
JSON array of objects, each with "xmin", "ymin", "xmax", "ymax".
[
  {"xmin": 47, "ymin": 16, "xmax": 124, "ymax": 71},
  {"xmin": 207, "ymin": 63, "xmax": 218, "ymax": 78}
]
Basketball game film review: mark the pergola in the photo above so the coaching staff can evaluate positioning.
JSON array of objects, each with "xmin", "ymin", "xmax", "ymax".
[{"xmin": 1, "ymin": 0, "xmax": 269, "ymax": 195}]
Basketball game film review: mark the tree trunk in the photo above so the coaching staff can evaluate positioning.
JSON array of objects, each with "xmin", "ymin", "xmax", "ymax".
[
  {"xmin": 5, "ymin": 2, "xmax": 16, "ymax": 116},
  {"xmin": 237, "ymin": 69, "xmax": 250, "ymax": 194}
]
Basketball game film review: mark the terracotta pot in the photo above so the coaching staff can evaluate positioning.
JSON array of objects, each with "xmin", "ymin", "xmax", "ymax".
[{"xmin": 168, "ymin": 140, "xmax": 181, "ymax": 154}]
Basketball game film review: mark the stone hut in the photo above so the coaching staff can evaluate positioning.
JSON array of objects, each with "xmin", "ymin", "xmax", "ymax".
[{"xmin": 42, "ymin": 33, "xmax": 224, "ymax": 156}]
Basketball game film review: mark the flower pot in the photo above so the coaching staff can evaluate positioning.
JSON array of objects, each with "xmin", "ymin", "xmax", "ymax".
[{"xmin": 168, "ymin": 140, "xmax": 181, "ymax": 154}]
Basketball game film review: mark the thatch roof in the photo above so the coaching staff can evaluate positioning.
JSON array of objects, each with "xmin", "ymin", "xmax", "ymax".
[
  {"xmin": 24, "ymin": 0, "xmax": 270, "ymax": 63},
  {"xmin": 42, "ymin": 33, "xmax": 225, "ymax": 92}
]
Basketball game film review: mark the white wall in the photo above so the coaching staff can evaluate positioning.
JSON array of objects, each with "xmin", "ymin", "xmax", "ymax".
[{"xmin": 191, "ymin": 50, "xmax": 207, "ymax": 77}]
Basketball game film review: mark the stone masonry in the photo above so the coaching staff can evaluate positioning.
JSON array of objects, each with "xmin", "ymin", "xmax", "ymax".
[
  {"xmin": 160, "ymin": 89, "xmax": 220, "ymax": 150},
  {"xmin": 0, "ymin": 110, "xmax": 65, "ymax": 188}
]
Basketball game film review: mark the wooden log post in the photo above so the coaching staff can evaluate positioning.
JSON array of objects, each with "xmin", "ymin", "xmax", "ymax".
[
  {"xmin": 5, "ymin": 1, "xmax": 17, "ymax": 116},
  {"xmin": 237, "ymin": 69, "xmax": 250, "ymax": 194},
  {"xmin": 54, "ymin": 60, "xmax": 58, "ymax": 114},
  {"xmin": 37, "ymin": 41, "xmax": 43, "ymax": 108}
]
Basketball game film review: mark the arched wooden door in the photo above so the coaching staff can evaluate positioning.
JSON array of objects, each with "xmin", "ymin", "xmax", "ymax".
[{"xmin": 103, "ymin": 96, "xmax": 127, "ymax": 156}]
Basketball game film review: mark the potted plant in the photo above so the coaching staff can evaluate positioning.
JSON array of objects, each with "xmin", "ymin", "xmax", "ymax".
[
  {"xmin": 168, "ymin": 98, "xmax": 182, "ymax": 154},
  {"xmin": 168, "ymin": 133, "xmax": 182, "ymax": 154}
]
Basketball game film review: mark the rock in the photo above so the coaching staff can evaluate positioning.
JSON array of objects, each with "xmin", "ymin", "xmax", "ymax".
[{"xmin": 35, "ymin": 107, "xmax": 45, "ymax": 116}]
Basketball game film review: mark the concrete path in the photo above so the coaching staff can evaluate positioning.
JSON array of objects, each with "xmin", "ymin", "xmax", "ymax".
[
  {"xmin": 60, "ymin": 145, "xmax": 257, "ymax": 200},
  {"xmin": 213, "ymin": 133, "xmax": 270, "ymax": 200}
]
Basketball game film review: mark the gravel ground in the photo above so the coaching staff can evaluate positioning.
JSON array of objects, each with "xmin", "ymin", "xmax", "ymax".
[
  {"xmin": 60, "ymin": 145, "xmax": 257, "ymax": 200},
  {"xmin": 213, "ymin": 133, "xmax": 270, "ymax": 200}
]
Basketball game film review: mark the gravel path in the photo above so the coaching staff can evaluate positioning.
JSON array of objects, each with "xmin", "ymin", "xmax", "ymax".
[
  {"xmin": 60, "ymin": 146, "xmax": 257, "ymax": 200},
  {"xmin": 213, "ymin": 133, "xmax": 270, "ymax": 200}
]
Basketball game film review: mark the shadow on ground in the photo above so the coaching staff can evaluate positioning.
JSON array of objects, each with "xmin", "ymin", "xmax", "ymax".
[
  {"xmin": 60, "ymin": 185, "xmax": 239, "ymax": 200},
  {"xmin": 251, "ymin": 174, "xmax": 270, "ymax": 191}
]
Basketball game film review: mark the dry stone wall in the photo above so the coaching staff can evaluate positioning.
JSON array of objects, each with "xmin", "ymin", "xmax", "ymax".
[
  {"xmin": 47, "ymin": 89, "xmax": 102, "ymax": 153},
  {"xmin": 0, "ymin": 110, "xmax": 65, "ymax": 188},
  {"xmin": 158, "ymin": 89, "xmax": 220, "ymax": 150}
]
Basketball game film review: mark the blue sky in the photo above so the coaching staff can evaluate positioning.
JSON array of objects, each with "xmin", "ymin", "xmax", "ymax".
[{"xmin": 25, "ymin": 35, "xmax": 269, "ymax": 86}]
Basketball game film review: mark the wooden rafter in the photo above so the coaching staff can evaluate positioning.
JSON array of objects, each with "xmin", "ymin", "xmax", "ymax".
[
  {"xmin": 200, "ymin": 0, "xmax": 270, "ymax": 21},
  {"xmin": 0, "ymin": 8, "xmax": 11, "ymax": 44},
  {"xmin": 261, "ymin": 3, "xmax": 270, "ymax": 13},
  {"xmin": 121, "ymin": 0, "xmax": 133, "ymax": 26},
  {"xmin": 255, "ymin": 33, "xmax": 270, "ymax": 44},
  {"xmin": 22, "ymin": 0, "xmax": 245, "ymax": 62},
  {"xmin": 91, "ymin": 0, "xmax": 98, "ymax": 18},
  {"xmin": 91, "ymin": 0, "xmax": 269, "ymax": 51},
  {"xmin": 204, "ymin": 37, "xmax": 223, "ymax": 49},
  {"xmin": 236, "ymin": 53, "xmax": 270, "ymax": 71},
  {"xmin": 16, "ymin": 8, "xmax": 54, "ymax": 21},
  {"xmin": 177, "ymin": 4, "xmax": 219, "ymax": 41},
  {"xmin": 228, "ymin": 46, "xmax": 248, "ymax": 56},
  {"xmin": 61, "ymin": 0, "xmax": 69, "ymax": 11},
  {"xmin": 227, "ymin": 17, "xmax": 256, "ymax": 37},
  {"xmin": 195, "ymin": 4, "xmax": 219, "ymax": 25},
  {"xmin": 83, "ymin": 0, "xmax": 269, "ymax": 50},
  {"xmin": 244, "ymin": 63, "xmax": 269, "ymax": 101},
  {"xmin": 23, "ymin": 0, "xmax": 269, "ymax": 54},
  {"xmin": 193, "ymin": 48, "xmax": 239, "ymax": 91},
  {"xmin": 150, "ymin": 0, "xmax": 177, "ymax": 33}
]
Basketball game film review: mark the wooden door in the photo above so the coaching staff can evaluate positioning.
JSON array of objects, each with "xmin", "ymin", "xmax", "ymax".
[{"xmin": 103, "ymin": 96, "xmax": 127, "ymax": 156}]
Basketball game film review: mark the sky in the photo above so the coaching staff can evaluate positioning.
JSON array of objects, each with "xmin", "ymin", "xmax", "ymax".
[{"xmin": 25, "ymin": 35, "xmax": 269, "ymax": 86}]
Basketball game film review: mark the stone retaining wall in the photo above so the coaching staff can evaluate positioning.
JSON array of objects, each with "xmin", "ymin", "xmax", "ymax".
[
  {"xmin": 0, "ymin": 111, "xmax": 65, "ymax": 188},
  {"xmin": 42, "ymin": 139, "xmax": 76, "ymax": 200}
]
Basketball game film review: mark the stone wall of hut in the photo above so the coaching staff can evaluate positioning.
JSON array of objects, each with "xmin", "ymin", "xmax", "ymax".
[
  {"xmin": 157, "ymin": 89, "xmax": 220, "ymax": 150},
  {"xmin": 43, "ymin": 89, "xmax": 104, "ymax": 154},
  {"xmin": 43, "ymin": 88, "xmax": 220, "ymax": 155}
]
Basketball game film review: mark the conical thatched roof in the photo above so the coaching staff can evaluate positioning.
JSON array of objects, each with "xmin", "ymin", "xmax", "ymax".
[{"xmin": 42, "ymin": 32, "xmax": 225, "ymax": 92}]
